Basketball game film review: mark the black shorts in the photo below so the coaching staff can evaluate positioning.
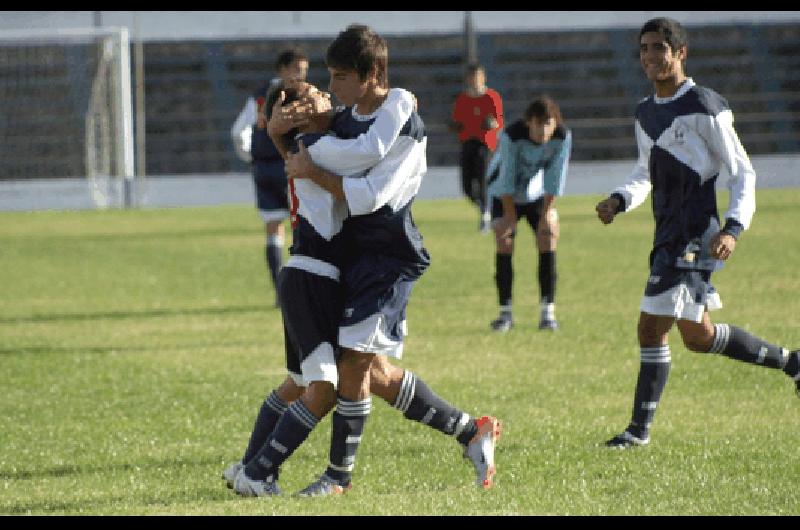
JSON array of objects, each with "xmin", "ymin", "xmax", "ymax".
[
  {"xmin": 490, "ymin": 196, "xmax": 545, "ymax": 236},
  {"xmin": 254, "ymin": 173, "xmax": 289, "ymax": 221},
  {"xmin": 277, "ymin": 266, "xmax": 344, "ymax": 383},
  {"xmin": 338, "ymin": 251, "xmax": 416, "ymax": 359},
  {"xmin": 460, "ymin": 139, "xmax": 489, "ymax": 203}
]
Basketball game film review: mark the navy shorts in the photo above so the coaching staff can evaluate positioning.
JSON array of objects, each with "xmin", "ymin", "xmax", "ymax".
[
  {"xmin": 254, "ymin": 174, "xmax": 289, "ymax": 223},
  {"xmin": 277, "ymin": 265, "xmax": 343, "ymax": 386},
  {"xmin": 338, "ymin": 252, "xmax": 415, "ymax": 359}
]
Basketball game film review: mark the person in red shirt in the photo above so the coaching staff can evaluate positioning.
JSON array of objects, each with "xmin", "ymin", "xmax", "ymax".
[{"xmin": 451, "ymin": 63, "xmax": 504, "ymax": 231}]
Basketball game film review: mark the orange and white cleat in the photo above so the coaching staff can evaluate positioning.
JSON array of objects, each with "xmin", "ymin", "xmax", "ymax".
[
  {"xmin": 465, "ymin": 415, "xmax": 502, "ymax": 489},
  {"xmin": 296, "ymin": 474, "xmax": 353, "ymax": 497}
]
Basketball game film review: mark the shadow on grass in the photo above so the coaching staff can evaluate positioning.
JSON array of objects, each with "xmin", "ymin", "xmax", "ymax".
[
  {"xmin": 4, "ymin": 226, "xmax": 261, "ymax": 244},
  {"xmin": 0, "ymin": 303, "xmax": 274, "ymax": 325},
  {"xmin": 0, "ymin": 338, "xmax": 266, "ymax": 356},
  {"xmin": 1, "ymin": 454, "xmax": 238, "ymax": 514}
]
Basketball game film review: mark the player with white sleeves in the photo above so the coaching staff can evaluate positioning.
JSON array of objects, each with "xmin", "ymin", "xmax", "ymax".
[
  {"xmin": 595, "ymin": 17, "xmax": 800, "ymax": 449},
  {"xmin": 226, "ymin": 26, "xmax": 501, "ymax": 496}
]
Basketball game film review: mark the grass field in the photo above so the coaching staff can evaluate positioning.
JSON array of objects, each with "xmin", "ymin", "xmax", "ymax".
[{"xmin": 1, "ymin": 188, "xmax": 799, "ymax": 515}]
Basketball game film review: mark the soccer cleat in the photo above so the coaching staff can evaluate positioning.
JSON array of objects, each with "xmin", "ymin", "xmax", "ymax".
[
  {"xmin": 490, "ymin": 313, "xmax": 513, "ymax": 332},
  {"xmin": 222, "ymin": 460, "xmax": 244, "ymax": 489},
  {"xmin": 604, "ymin": 430, "xmax": 650, "ymax": 449},
  {"xmin": 464, "ymin": 415, "xmax": 502, "ymax": 489},
  {"xmin": 538, "ymin": 318, "xmax": 559, "ymax": 331},
  {"xmin": 296, "ymin": 474, "xmax": 352, "ymax": 497},
  {"xmin": 787, "ymin": 349, "xmax": 800, "ymax": 397},
  {"xmin": 233, "ymin": 470, "xmax": 282, "ymax": 497}
]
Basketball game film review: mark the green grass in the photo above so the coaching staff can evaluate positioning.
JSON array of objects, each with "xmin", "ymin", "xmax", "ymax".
[{"xmin": 1, "ymin": 189, "xmax": 799, "ymax": 515}]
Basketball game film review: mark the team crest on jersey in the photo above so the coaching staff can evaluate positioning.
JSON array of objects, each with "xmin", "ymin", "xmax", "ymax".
[
  {"xmin": 474, "ymin": 106, "xmax": 481, "ymax": 116},
  {"xmin": 672, "ymin": 124, "xmax": 686, "ymax": 145}
]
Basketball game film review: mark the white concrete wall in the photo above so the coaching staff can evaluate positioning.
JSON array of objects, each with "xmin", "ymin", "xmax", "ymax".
[{"xmin": 1, "ymin": 155, "xmax": 798, "ymax": 212}]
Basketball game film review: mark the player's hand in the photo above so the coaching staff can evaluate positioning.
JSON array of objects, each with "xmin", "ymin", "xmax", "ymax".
[
  {"xmin": 709, "ymin": 231, "xmax": 736, "ymax": 261},
  {"xmin": 266, "ymin": 91, "xmax": 294, "ymax": 136},
  {"xmin": 483, "ymin": 115, "xmax": 499, "ymax": 130},
  {"xmin": 294, "ymin": 83, "xmax": 332, "ymax": 116},
  {"xmin": 596, "ymin": 197, "xmax": 620, "ymax": 225},
  {"xmin": 285, "ymin": 142, "xmax": 314, "ymax": 180}
]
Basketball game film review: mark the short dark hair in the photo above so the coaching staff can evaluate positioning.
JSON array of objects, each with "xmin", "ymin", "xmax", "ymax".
[
  {"xmin": 524, "ymin": 95, "xmax": 565, "ymax": 128},
  {"xmin": 326, "ymin": 24, "xmax": 389, "ymax": 88},
  {"xmin": 275, "ymin": 47, "xmax": 308, "ymax": 70},
  {"xmin": 639, "ymin": 17, "xmax": 688, "ymax": 52},
  {"xmin": 465, "ymin": 63, "xmax": 484, "ymax": 76}
]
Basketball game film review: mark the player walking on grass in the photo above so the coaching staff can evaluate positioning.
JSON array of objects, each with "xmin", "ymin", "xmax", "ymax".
[
  {"xmin": 223, "ymin": 26, "xmax": 500, "ymax": 497},
  {"xmin": 595, "ymin": 17, "xmax": 800, "ymax": 449},
  {"xmin": 487, "ymin": 95, "xmax": 571, "ymax": 332}
]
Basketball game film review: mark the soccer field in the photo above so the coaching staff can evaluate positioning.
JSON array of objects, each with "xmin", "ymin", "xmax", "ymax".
[{"xmin": 1, "ymin": 189, "xmax": 799, "ymax": 515}]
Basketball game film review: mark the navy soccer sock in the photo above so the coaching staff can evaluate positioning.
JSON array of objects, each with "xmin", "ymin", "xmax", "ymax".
[
  {"xmin": 325, "ymin": 397, "xmax": 371, "ymax": 486},
  {"xmin": 708, "ymin": 324, "xmax": 790, "ymax": 369},
  {"xmin": 244, "ymin": 400, "xmax": 317, "ymax": 481},
  {"xmin": 265, "ymin": 235, "xmax": 283, "ymax": 287},
  {"xmin": 392, "ymin": 370, "xmax": 478, "ymax": 447},
  {"xmin": 628, "ymin": 345, "xmax": 671, "ymax": 439},
  {"xmin": 242, "ymin": 390, "xmax": 287, "ymax": 464},
  {"xmin": 495, "ymin": 253, "xmax": 513, "ymax": 309},
  {"xmin": 538, "ymin": 251, "xmax": 556, "ymax": 304}
]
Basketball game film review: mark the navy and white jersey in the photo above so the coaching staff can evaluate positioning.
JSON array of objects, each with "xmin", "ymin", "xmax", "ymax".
[
  {"xmin": 285, "ymin": 88, "xmax": 424, "ymax": 279},
  {"xmin": 285, "ymin": 132, "xmax": 350, "ymax": 280},
  {"xmin": 488, "ymin": 120, "xmax": 571, "ymax": 204},
  {"xmin": 308, "ymin": 88, "xmax": 430, "ymax": 279},
  {"xmin": 612, "ymin": 78, "xmax": 756, "ymax": 270},
  {"xmin": 230, "ymin": 77, "xmax": 281, "ymax": 163}
]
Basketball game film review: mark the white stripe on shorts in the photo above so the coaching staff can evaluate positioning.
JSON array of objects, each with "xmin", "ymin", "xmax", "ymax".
[
  {"xmin": 640, "ymin": 282, "xmax": 722, "ymax": 323},
  {"xmin": 259, "ymin": 208, "xmax": 290, "ymax": 223},
  {"xmin": 339, "ymin": 313, "xmax": 406, "ymax": 359},
  {"xmin": 285, "ymin": 255, "xmax": 340, "ymax": 282},
  {"xmin": 300, "ymin": 342, "xmax": 338, "ymax": 388}
]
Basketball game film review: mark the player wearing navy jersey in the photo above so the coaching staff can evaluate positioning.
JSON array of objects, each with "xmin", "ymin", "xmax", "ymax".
[
  {"xmin": 245, "ymin": 25, "xmax": 501, "ymax": 495},
  {"xmin": 487, "ymin": 95, "xmax": 571, "ymax": 332},
  {"xmin": 595, "ymin": 18, "xmax": 800, "ymax": 449},
  {"xmin": 230, "ymin": 48, "xmax": 309, "ymax": 307},
  {"xmin": 225, "ymin": 84, "xmax": 427, "ymax": 496},
  {"xmin": 227, "ymin": 33, "xmax": 500, "ymax": 495}
]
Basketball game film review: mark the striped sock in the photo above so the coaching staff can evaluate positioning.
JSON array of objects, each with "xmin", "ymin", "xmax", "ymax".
[
  {"xmin": 392, "ymin": 370, "xmax": 476, "ymax": 446},
  {"xmin": 325, "ymin": 396, "xmax": 371, "ymax": 486},
  {"xmin": 628, "ymin": 345, "xmax": 671, "ymax": 439},
  {"xmin": 244, "ymin": 399, "xmax": 317, "ymax": 481},
  {"xmin": 708, "ymin": 324, "xmax": 790, "ymax": 369},
  {"xmin": 242, "ymin": 390, "xmax": 287, "ymax": 464}
]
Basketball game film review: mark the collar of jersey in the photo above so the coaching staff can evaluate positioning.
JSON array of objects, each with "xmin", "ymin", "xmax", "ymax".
[
  {"xmin": 653, "ymin": 77, "xmax": 695, "ymax": 104},
  {"xmin": 351, "ymin": 103, "xmax": 381, "ymax": 121}
]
